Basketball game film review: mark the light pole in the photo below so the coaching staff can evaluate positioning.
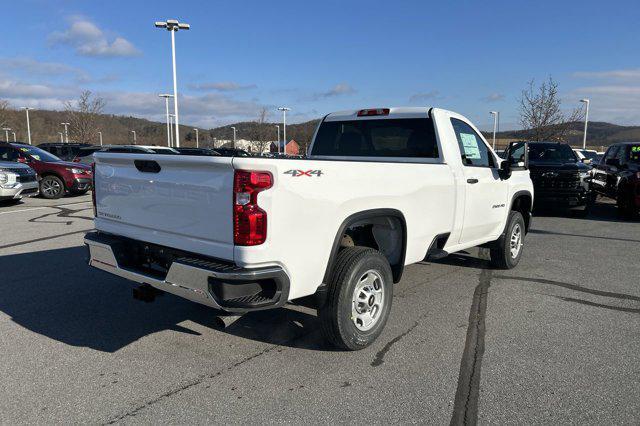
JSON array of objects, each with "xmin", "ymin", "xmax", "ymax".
[
  {"xmin": 61, "ymin": 122, "xmax": 70, "ymax": 143},
  {"xmin": 158, "ymin": 94, "xmax": 174, "ymax": 147},
  {"xmin": 2, "ymin": 127, "xmax": 10, "ymax": 142},
  {"xmin": 98, "ymin": 131, "xmax": 103, "ymax": 146},
  {"xmin": 230, "ymin": 126, "xmax": 237, "ymax": 149},
  {"xmin": 131, "ymin": 130, "xmax": 137, "ymax": 145},
  {"xmin": 194, "ymin": 128, "xmax": 199, "ymax": 148},
  {"xmin": 58, "ymin": 132, "xmax": 63, "ymax": 143},
  {"xmin": 580, "ymin": 98, "xmax": 590, "ymax": 150},
  {"xmin": 155, "ymin": 19, "xmax": 190, "ymax": 148},
  {"xmin": 277, "ymin": 107, "xmax": 290, "ymax": 155},
  {"xmin": 21, "ymin": 107, "xmax": 33, "ymax": 145},
  {"xmin": 169, "ymin": 114, "xmax": 175, "ymax": 147},
  {"xmin": 275, "ymin": 125, "xmax": 280, "ymax": 153},
  {"xmin": 489, "ymin": 111, "xmax": 499, "ymax": 150}
]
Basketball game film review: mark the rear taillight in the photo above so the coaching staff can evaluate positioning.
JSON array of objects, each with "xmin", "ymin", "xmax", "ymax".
[
  {"xmin": 357, "ymin": 108, "xmax": 390, "ymax": 117},
  {"xmin": 91, "ymin": 162, "xmax": 96, "ymax": 217},
  {"xmin": 233, "ymin": 170, "xmax": 272, "ymax": 246}
]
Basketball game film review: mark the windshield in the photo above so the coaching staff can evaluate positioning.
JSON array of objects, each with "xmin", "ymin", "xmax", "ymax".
[
  {"xmin": 16, "ymin": 145, "xmax": 61, "ymax": 162},
  {"xmin": 529, "ymin": 143, "xmax": 577, "ymax": 163},
  {"xmin": 630, "ymin": 145, "xmax": 640, "ymax": 163},
  {"xmin": 579, "ymin": 150, "xmax": 600, "ymax": 161}
]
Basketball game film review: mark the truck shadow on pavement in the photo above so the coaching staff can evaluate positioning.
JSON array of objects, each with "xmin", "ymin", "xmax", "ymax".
[{"xmin": 0, "ymin": 246, "xmax": 322, "ymax": 353}]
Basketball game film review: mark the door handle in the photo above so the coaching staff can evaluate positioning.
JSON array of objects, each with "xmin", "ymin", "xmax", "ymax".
[{"xmin": 467, "ymin": 178, "xmax": 479, "ymax": 184}]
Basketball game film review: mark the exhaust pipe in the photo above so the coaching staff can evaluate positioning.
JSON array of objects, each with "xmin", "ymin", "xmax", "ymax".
[{"xmin": 213, "ymin": 314, "xmax": 243, "ymax": 329}]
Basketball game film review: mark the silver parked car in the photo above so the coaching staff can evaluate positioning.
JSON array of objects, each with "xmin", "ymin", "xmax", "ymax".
[{"xmin": 0, "ymin": 160, "xmax": 39, "ymax": 203}]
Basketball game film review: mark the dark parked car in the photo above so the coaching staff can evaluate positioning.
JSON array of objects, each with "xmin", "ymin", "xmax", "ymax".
[
  {"xmin": 507, "ymin": 141, "xmax": 592, "ymax": 216},
  {"xmin": 213, "ymin": 147, "xmax": 250, "ymax": 157},
  {"xmin": 591, "ymin": 142, "xmax": 640, "ymax": 217},
  {"xmin": 38, "ymin": 143, "xmax": 94, "ymax": 161},
  {"xmin": 0, "ymin": 143, "xmax": 92, "ymax": 199},
  {"xmin": 72, "ymin": 146, "xmax": 103, "ymax": 165},
  {"xmin": 175, "ymin": 147, "xmax": 220, "ymax": 156}
]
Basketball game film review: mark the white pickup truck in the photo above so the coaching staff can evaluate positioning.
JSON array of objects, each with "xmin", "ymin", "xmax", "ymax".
[{"xmin": 85, "ymin": 107, "xmax": 533, "ymax": 350}]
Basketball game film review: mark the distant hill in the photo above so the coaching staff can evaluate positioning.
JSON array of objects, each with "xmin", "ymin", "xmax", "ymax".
[
  {"xmin": 0, "ymin": 107, "xmax": 320, "ymax": 149},
  {"xmin": 486, "ymin": 121, "xmax": 640, "ymax": 150},
  {"xmin": 1, "ymin": 106, "xmax": 636, "ymax": 152}
]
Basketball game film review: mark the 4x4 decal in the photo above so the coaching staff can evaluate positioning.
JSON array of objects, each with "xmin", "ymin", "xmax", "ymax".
[{"xmin": 284, "ymin": 169, "xmax": 323, "ymax": 177}]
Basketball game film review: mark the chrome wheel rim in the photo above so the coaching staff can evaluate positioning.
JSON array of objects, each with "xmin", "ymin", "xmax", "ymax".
[
  {"xmin": 510, "ymin": 223, "xmax": 523, "ymax": 258},
  {"xmin": 42, "ymin": 178, "xmax": 61, "ymax": 197},
  {"xmin": 351, "ymin": 270, "xmax": 385, "ymax": 331}
]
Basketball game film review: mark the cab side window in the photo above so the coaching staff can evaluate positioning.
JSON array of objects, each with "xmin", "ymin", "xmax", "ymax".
[
  {"xmin": 603, "ymin": 145, "xmax": 619, "ymax": 163},
  {"xmin": 450, "ymin": 118, "xmax": 493, "ymax": 167},
  {"xmin": 615, "ymin": 145, "xmax": 628, "ymax": 165}
]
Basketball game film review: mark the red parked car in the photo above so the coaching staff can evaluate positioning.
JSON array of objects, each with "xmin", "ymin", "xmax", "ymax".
[{"xmin": 0, "ymin": 143, "xmax": 92, "ymax": 199}]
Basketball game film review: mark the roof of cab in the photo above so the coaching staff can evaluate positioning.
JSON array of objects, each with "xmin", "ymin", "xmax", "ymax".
[{"xmin": 325, "ymin": 107, "xmax": 433, "ymax": 121}]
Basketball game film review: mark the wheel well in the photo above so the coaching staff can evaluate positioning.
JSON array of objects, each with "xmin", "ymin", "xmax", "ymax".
[
  {"xmin": 511, "ymin": 193, "xmax": 532, "ymax": 232},
  {"xmin": 323, "ymin": 210, "xmax": 407, "ymax": 284}
]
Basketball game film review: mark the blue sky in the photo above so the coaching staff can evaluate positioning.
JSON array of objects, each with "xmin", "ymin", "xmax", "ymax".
[{"xmin": 2, "ymin": 0, "xmax": 640, "ymax": 130}]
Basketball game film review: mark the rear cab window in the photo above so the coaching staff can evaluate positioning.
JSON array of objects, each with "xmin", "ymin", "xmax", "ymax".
[{"xmin": 311, "ymin": 118, "xmax": 439, "ymax": 159}]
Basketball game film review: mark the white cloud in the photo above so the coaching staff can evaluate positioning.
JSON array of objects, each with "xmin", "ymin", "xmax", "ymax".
[
  {"xmin": 573, "ymin": 69, "xmax": 640, "ymax": 81},
  {"xmin": 49, "ymin": 17, "xmax": 140, "ymax": 57},
  {"xmin": 571, "ymin": 85, "xmax": 640, "ymax": 125},
  {"xmin": 189, "ymin": 82, "xmax": 257, "ymax": 91},
  {"xmin": 310, "ymin": 83, "xmax": 356, "ymax": 100},
  {"xmin": 481, "ymin": 93, "xmax": 505, "ymax": 102},
  {"xmin": 409, "ymin": 90, "xmax": 440, "ymax": 103}
]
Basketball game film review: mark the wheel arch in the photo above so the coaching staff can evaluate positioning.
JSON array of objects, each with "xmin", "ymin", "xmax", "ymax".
[
  {"xmin": 322, "ymin": 208, "xmax": 407, "ymax": 285},
  {"xmin": 510, "ymin": 190, "xmax": 533, "ymax": 232}
]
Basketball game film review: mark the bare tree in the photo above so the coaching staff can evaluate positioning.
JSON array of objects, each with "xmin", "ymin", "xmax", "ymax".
[
  {"xmin": 518, "ymin": 77, "xmax": 583, "ymax": 142},
  {"xmin": 0, "ymin": 99, "xmax": 10, "ymax": 129},
  {"xmin": 65, "ymin": 90, "xmax": 106, "ymax": 143},
  {"xmin": 249, "ymin": 107, "xmax": 272, "ymax": 154}
]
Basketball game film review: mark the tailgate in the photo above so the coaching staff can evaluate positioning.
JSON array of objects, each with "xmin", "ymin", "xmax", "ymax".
[{"xmin": 93, "ymin": 153, "xmax": 234, "ymax": 260}]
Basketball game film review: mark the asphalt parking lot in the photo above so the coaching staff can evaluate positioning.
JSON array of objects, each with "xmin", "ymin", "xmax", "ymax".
[{"xmin": 0, "ymin": 195, "xmax": 639, "ymax": 424}]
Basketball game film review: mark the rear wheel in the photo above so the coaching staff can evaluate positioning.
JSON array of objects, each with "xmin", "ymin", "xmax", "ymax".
[
  {"xmin": 319, "ymin": 247, "xmax": 393, "ymax": 351},
  {"xmin": 490, "ymin": 211, "xmax": 525, "ymax": 269},
  {"xmin": 40, "ymin": 175, "xmax": 65, "ymax": 199}
]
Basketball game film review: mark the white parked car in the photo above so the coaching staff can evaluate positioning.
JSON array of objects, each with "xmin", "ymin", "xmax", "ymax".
[
  {"xmin": 85, "ymin": 107, "xmax": 534, "ymax": 350},
  {"xmin": 0, "ymin": 160, "xmax": 39, "ymax": 202}
]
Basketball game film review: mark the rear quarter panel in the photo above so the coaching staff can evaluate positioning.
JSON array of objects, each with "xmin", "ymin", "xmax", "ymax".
[{"xmin": 232, "ymin": 156, "xmax": 456, "ymax": 300}]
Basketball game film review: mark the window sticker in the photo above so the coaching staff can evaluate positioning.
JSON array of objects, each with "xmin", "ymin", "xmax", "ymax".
[{"xmin": 460, "ymin": 133, "xmax": 481, "ymax": 159}]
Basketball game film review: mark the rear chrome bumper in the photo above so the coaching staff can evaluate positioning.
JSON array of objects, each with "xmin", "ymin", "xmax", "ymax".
[{"xmin": 84, "ymin": 231, "xmax": 290, "ymax": 313}]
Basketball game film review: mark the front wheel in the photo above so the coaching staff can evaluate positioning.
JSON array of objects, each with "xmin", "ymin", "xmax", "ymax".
[
  {"xmin": 490, "ymin": 211, "xmax": 525, "ymax": 269},
  {"xmin": 318, "ymin": 247, "xmax": 393, "ymax": 351},
  {"xmin": 40, "ymin": 176, "xmax": 65, "ymax": 199}
]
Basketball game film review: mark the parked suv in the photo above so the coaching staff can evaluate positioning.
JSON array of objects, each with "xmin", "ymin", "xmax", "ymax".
[
  {"xmin": 591, "ymin": 142, "xmax": 640, "ymax": 217},
  {"xmin": 38, "ymin": 143, "xmax": 94, "ymax": 161},
  {"xmin": 0, "ymin": 160, "xmax": 39, "ymax": 203},
  {"xmin": 0, "ymin": 143, "xmax": 92, "ymax": 199},
  {"xmin": 507, "ymin": 141, "xmax": 592, "ymax": 216}
]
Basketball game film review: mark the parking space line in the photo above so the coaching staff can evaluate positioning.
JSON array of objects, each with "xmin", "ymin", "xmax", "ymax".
[
  {"xmin": 0, "ymin": 207, "xmax": 51, "ymax": 216},
  {"xmin": 0, "ymin": 201, "xmax": 92, "ymax": 216}
]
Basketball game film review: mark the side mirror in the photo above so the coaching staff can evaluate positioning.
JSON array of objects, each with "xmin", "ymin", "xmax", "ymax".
[
  {"xmin": 498, "ymin": 160, "xmax": 512, "ymax": 180},
  {"xmin": 581, "ymin": 158, "xmax": 591, "ymax": 164},
  {"xmin": 605, "ymin": 158, "xmax": 620, "ymax": 167}
]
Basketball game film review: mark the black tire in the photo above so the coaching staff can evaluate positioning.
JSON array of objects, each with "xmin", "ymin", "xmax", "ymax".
[
  {"xmin": 319, "ymin": 247, "xmax": 393, "ymax": 351},
  {"xmin": 617, "ymin": 188, "xmax": 636, "ymax": 218},
  {"xmin": 39, "ymin": 175, "xmax": 65, "ymax": 199},
  {"xmin": 490, "ymin": 211, "xmax": 525, "ymax": 269}
]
